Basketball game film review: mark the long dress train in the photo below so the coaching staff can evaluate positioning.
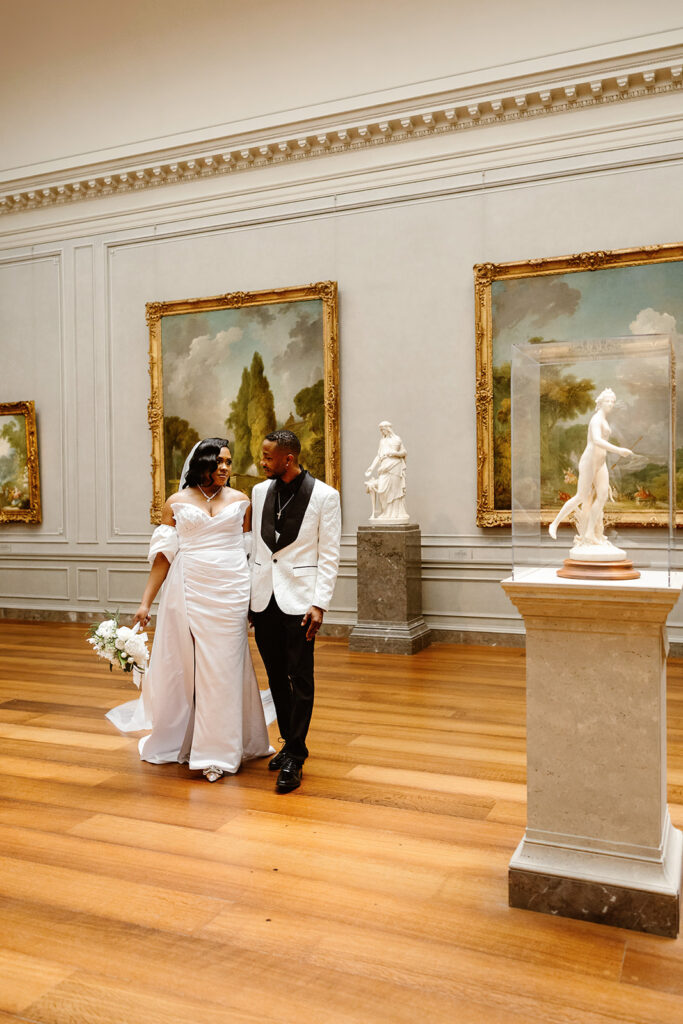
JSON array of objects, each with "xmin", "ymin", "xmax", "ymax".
[{"xmin": 106, "ymin": 499, "xmax": 274, "ymax": 773}]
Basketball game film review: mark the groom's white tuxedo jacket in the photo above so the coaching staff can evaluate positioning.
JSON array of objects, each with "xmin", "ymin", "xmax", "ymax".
[{"xmin": 250, "ymin": 473, "xmax": 342, "ymax": 615}]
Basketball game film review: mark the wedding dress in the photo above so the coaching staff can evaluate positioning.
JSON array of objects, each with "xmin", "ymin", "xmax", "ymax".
[{"xmin": 106, "ymin": 499, "xmax": 274, "ymax": 773}]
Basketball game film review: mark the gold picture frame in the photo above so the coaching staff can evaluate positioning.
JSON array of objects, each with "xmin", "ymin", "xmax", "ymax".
[
  {"xmin": 147, "ymin": 281, "xmax": 340, "ymax": 524},
  {"xmin": 0, "ymin": 400, "xmax": 41, "ymax": 524},
  {"xmin": 475, "ymin": 243, "xmax": 683, "ymax": 527}
]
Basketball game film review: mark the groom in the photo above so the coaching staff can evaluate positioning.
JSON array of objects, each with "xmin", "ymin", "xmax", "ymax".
[{"xmin": 250, "ymin": 430, "xmax": 341, "ymax": 792}]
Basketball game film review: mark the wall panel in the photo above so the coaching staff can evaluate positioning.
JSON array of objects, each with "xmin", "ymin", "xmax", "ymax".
[{"xmin": 0, "ymin": 252, "xmax": 66, "ymax": 541}]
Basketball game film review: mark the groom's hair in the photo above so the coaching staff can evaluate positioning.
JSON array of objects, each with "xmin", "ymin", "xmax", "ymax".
[{"xmin": 265, "ymin": 430, "xmax": 301, "ymax": 457}]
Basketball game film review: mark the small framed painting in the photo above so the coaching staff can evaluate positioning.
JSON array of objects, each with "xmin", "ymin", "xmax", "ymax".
[{"xmin": 0, "ymin": 400, "xmax": 41, "ymax": 524}]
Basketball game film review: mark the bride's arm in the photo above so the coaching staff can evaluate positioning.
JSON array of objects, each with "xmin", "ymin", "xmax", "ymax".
[
  {"xmin": 132, "ymin": 500, "xmax": 176, "ymax": 627},
  {"xmin": 240, "ymin": 498, "xmax": 253, "ymax": 562}
]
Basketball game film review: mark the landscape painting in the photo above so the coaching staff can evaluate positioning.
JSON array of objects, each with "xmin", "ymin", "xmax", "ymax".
[
  {"xmin": 474, "ymin": 245, "xmax": 683, "ymax": 526},
  {"xmin": 147, "ymin": 283, "xmax": 339, "ymax": 523},
  {"xmin": 0, "ymin": 401, "xmax": 41, "ymax": 524}
]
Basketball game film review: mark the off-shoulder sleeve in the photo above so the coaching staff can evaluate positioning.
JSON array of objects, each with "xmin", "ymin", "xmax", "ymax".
[{"xmin": 148, "ymin": 524, "xmax": 179, "ymax": 565}]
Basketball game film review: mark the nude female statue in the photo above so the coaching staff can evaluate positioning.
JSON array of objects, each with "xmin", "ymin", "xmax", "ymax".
[{"xmin": 548, "ymin": 388, "xmax": 633, "ymax": 551}]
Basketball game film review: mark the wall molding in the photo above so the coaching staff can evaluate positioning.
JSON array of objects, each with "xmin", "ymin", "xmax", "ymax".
[{"xmin": 1, "ymin": 45, "xmax": 681, "ymax": 219}]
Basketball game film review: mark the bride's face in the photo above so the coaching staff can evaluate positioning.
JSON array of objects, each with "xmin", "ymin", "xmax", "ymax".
[{"xmin": 207, "ymin": 447, "xmax": 231, "ymax": 488}]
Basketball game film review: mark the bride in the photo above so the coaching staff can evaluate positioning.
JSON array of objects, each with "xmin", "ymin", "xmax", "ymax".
[{"xmin": 106, "ymin": 437, "xmax": 273, "ymax": 781}]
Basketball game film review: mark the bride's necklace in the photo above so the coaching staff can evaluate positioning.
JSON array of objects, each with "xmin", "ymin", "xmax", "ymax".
[{"xmin": 197, "ymin": 484, "xmax": 223, "ymax": 503}]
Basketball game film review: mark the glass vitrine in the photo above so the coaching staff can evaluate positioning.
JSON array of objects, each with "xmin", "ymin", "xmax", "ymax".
[{"xmin": 510, "ymin": 334, "xmax": 675, "ymax": 582}]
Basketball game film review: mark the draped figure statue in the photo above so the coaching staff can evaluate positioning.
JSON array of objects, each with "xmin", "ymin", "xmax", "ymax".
[{"xmin": 364, "ymin": 421, "xmax": 409, "ymax": 523}]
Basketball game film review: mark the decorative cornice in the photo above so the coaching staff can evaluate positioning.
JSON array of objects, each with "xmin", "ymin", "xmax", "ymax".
[{"xmin": 2, "ymin": 51, "xmax": 682, "ymax": 216}]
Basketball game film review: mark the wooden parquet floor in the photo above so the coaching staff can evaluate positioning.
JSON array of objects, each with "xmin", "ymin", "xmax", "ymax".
[{"xmin": 1, "ymin": 621, "xmax": 683, "ymax": 1023}]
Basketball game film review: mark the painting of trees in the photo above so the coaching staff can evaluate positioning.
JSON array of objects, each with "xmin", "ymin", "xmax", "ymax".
[{"xmin": 148, "ymin": 283, "xmax": 338, "ymax": 521}]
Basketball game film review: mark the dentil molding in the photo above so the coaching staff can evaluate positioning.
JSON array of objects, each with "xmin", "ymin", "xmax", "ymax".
[{"xmin": 2, "ymin": 46, "xmax": 682, "ymax": 216}]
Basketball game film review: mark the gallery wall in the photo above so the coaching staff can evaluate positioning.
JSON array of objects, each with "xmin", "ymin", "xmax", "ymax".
[
  {"xmin": 4, "ymin": 0, "xmax": 681, "ymax": 178},
  {"xmin": 2, "ymin": 3, "xmax": 683, "ymax": 638}
]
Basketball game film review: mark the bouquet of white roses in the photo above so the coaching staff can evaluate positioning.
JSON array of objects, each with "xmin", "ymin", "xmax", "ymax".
[{"xmin": 87, "ymin": 612, "xmax": 149, "ymax": 687}]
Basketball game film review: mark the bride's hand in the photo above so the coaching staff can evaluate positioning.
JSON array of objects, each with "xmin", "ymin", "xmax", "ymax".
[{"xmin": 133, "ymin": 604, "xmax": 151, "ymax": 627}]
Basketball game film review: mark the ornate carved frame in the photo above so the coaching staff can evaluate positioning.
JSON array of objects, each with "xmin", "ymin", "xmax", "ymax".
[
  {"xmin": 147, "ymin": 281, "xmax": 339, "ymax": 524},
  {"xmin": 475, "ymin": 243, "xmax": 683, "ymax": 528},
  {"xmin": 0, "ymin": 400, "xmax": 41, "ymax": 524}
]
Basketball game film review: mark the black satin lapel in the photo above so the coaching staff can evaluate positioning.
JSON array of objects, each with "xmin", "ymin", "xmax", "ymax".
[
  {"xmin": 274, "ymin": 472, "xmax": 315, "ymax": 551},
  {"xmin": 261, "ymin": 480, "xmax": 277, "ymax": 552}
]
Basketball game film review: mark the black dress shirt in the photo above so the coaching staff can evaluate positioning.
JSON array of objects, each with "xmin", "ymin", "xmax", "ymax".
[{"xmin": 273, "ymin": 469, "xmax": 308, "ymax": 538}]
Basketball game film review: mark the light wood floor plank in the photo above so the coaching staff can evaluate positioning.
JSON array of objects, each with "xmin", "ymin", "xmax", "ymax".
[
  {"xmin": 0, "ymin": 722, "xmax": 128, "ymax": 750},
  {"xmin": 0, "ymin": 853, "xmax": 223, "ymax": 934},
  {"xmin": 0, "ymin": 949, "xmax": 74, "ymax": 1015}
]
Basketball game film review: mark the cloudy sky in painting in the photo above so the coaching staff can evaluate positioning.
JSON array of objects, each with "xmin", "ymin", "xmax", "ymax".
[
  {"xmin": 161, "ymin": 299, "xmax": 324, "ymax": 438},
  {"xmin": 492, "ymin": 262, "xmax": 683, "ymax": 363},
  {"xmin": 493, "ymin": 262, "xmax": 683, "ymax": 464}
]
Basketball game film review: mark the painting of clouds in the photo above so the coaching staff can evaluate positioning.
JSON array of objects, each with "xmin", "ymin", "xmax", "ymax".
[
  {"xmin": 148, "ymin": 283, "xmax": 339, "ymax": 509},
  {"xmin": 485, "ymin": 254, "xmax": 683, "ymax": 519}
]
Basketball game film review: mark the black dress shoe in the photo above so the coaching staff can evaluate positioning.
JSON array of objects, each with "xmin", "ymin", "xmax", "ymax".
[
  {"xmin": 276, "ymin": 758, "xmax": 302, "ymax": 793},
  {"xmin": 268, "ymin": 749, "xmax": 289, "ymax": 771}
]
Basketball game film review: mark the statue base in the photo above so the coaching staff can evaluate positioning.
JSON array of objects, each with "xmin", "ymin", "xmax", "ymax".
[
  {"xmin": 503, "ymin": 569, "xmax": 683, "ymax": 937},
  {"xmin": 349, "ymin": 523, "xmax": 431, "ymax": 655},
  {"xmin": 557, "ymin": 558, "xmax": 640, "ymax": 581}
]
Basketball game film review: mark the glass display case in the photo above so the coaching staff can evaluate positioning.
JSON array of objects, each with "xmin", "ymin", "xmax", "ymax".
[{"xmin": 510, "ymin": 334, "xmax": 676, "ymax": 582}]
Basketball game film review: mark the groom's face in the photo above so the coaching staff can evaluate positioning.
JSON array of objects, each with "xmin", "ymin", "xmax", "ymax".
[{"xmin": 260, "ymin": 439, "xmax": 290, "ymax": 479}]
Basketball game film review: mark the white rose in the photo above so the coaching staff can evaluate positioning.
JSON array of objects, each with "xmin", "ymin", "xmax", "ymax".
[
  {"xmin": 116, "ymin": 626, "xmax": 133, "ymax": 641},
  {"xmin": 96, "ymin": 619, "xmax": 117, "ymax": 638}
]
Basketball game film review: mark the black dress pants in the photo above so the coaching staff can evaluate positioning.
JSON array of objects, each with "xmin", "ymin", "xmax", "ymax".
[{"xmin": 252, "ymin": 593, "xmax": 315, "ymax": 764}]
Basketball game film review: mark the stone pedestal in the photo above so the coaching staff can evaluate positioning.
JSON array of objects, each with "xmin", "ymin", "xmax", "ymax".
[
  {"xmin": 502, "ymin": 568, "xmax": 683, "ymax": 937},
  {"xmin": 349, "ymin": 523, "xmax": 431, "ymax": 654}
]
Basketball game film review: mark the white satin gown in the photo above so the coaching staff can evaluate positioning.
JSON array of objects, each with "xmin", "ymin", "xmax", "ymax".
[{"xmin": 106, "ymin": 499, "xmax": 274, "ymax": 773}]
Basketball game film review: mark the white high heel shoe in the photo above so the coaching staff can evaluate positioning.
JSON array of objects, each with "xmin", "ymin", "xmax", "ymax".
[{"xmin": 202, "ymin": 765, "xmax": 223, "ymax": 783}]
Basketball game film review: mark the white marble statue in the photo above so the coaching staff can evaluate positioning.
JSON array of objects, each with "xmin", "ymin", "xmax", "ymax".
[
  {"xmin": 548, "ymin": 388, "xmax": 633, "ymax": 560},
  {"xmin": 365, "ymin": 421, "xmax": 410, "ymax": 523}
]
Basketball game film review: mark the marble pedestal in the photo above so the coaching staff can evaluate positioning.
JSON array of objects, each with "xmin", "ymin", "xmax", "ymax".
[
  {"xmin": 502, "ymin": 569, "xmax": 683, "ymax": 937},
  {"xmin": 349, "ymin": 523, "xmax": 431, "ymax": 654}
]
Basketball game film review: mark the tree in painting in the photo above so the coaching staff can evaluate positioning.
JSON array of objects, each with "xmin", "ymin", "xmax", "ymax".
[
  {"xmin": 247, "ymin": 352, "xmax": 277, "ymax": 468},
  {"xmin": 294, "ymin": 378, "xmax": 325, "ymax": 480},
  {"xmin": 226, "ymin": 352, "xmax": 277, "ymax": 473},
  {"xmin": 492, "ymin": 352, "xmax": 595, "ymax": 508},
  {"xmin": 163, "ymin": 416, "xmax": 200, "ymax": 496}
]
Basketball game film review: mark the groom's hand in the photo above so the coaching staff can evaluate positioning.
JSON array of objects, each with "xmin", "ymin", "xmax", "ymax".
[{"xmin": 302, "ymin": 605, "xmax": 323, "ymax": 641}]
